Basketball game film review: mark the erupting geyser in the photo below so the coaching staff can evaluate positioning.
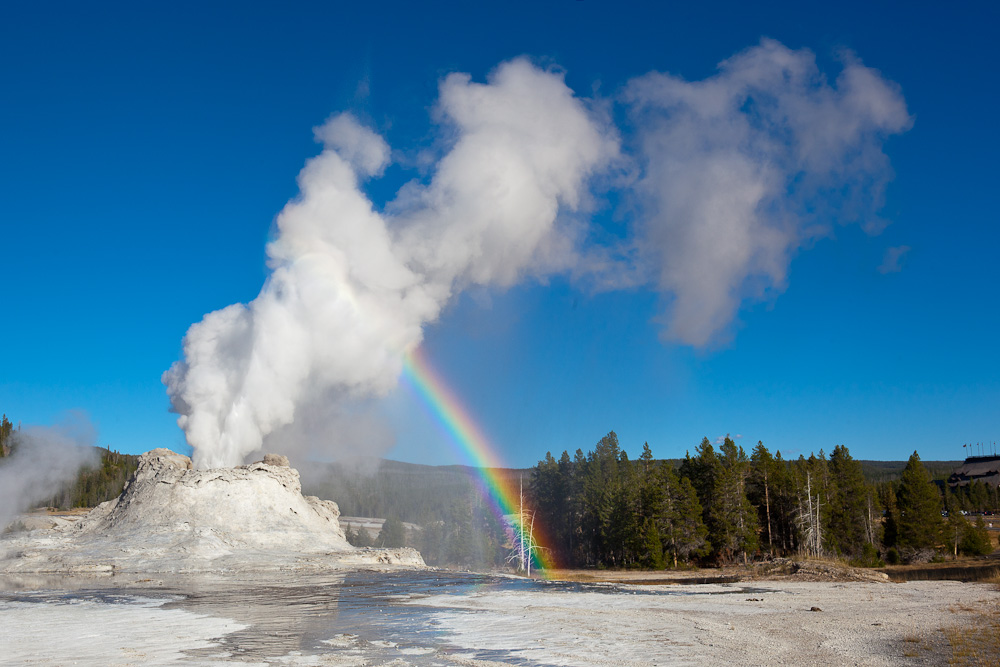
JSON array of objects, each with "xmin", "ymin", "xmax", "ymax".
[{"xmin": 162, "ymin": 59, "xmax": 618, "ymax": 470}]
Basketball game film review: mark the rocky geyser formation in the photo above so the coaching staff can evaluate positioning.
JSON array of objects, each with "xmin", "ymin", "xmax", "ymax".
[
  {"xmin": 0, "ymin": 448, "xmax": 424, "ymax": 573},
  {"xmin": 82, "ymin": 448, "xmax": 349, "ymax": 552}
]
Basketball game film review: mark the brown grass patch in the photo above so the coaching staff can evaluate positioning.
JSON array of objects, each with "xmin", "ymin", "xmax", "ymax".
[
  {"xmin": 944, "ymin": 599, "xmax": 1000, "ymax": 665},
  {"xmin": 901, "ymin": 634, "xmax": 932, "ymax": 658}
]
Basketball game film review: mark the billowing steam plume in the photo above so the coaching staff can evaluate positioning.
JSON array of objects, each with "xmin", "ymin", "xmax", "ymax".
[
  {"xmin": 164, "ymin": 59, "xmax": 617, "ymax": 468},
  {"xmin": 0, "ymin": 413, "xmax": 99, "ymax": 529},
  {"xmin": 165, "ymin": 42, "xmax": 911, "ymax": 469}
]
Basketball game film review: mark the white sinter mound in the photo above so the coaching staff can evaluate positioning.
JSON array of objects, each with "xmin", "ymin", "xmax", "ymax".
[
  {"xmin": 87, "ymin": 449, "xmax": 348, "ymax": 551},
  {"xmin": 0, "ymin": 449, "xmax": 424, "ymax": 574}
]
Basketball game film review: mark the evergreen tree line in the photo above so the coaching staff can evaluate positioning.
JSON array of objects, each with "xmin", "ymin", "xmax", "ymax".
[
  {"xmin": 0, "ymin": 414, "xmax": 16, "ymax": 457},
  {"xmin": 1, "ymin": 413, "xmax": 138, "ymax": 510},
  {"xmin": 944, "ymin": 479, "xmax": 1000, "ymax": 514},
  {"xmin": 529, "ymin": 432, "xmax": 995, "ymax": 568},
  {"xmin": 39, "ymin": 447, "xmax": 140, "ymax": 509}
]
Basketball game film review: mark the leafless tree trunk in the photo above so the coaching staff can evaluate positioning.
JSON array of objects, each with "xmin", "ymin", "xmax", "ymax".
[{"xmin": 763, "ymin": 467, "xmax": 773, "ymax": 553}]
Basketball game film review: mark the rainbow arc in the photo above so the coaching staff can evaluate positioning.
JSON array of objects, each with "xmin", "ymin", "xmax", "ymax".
[{"xmin": 400, "ymin": 348, "xmax": 556, "ymax": 573}]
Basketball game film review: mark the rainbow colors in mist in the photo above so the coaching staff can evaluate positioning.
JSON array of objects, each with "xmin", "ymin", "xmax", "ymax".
[{"xmin": 401, "ymin": 348, "xmax": 556, "ymax": 572}]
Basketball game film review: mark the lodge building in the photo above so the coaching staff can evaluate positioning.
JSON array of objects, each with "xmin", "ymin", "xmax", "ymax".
[{"xmin": 947, "ymin": 454, "xmax": 1000, "ymax": 489}]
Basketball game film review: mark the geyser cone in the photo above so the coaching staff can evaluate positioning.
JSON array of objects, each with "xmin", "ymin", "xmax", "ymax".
[
  {"xmin": 87, "ymin": 448, "xmax": 350, "ymax": 553},
  {"xmin": 0, "ymin": 448, "xmax": 424, "ymax": 574}
]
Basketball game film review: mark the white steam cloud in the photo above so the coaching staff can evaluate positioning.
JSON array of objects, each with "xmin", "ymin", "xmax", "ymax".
[
  {"xmin": 626, "ymin": 39, "xmax": 912, "ymax": 345},
  {"xmin": 0, "ymin": 413, "xmax": 99, "ymax": 530},
  {"xmin": 165, "ymin": 42, "xmax": 912, "ymax": 468}
]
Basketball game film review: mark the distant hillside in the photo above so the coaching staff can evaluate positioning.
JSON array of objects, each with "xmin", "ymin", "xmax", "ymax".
[
  {"xmin": 857, "ymin": 460, "xmax": 961, "ymax": 482},
  {"xmin": 302, "ymin": 459, "xmax": 532, "ymax": 568},
  {"xmin": 303, "ymin": 459, "xmax": 531, "ymax": 525}
]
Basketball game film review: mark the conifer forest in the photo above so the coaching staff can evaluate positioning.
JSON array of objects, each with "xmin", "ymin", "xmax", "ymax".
[{"xmin": 528, "ymin": 432, "xmax": 995, "ymax": 569}]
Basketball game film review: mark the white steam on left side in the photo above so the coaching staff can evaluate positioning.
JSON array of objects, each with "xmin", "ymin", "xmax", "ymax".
[
  {"xmin": 163, "ymin": 59, "xmax": 618, "ymax": 469},
  {"xmin": 0, "ymin": 413, "xmax": 99, "ymax": 530}
]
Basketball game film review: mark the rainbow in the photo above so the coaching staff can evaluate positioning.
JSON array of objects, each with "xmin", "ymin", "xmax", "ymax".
[{"xmin": 400, "ymin": 347, "xmax": 556, "ymax": 573}]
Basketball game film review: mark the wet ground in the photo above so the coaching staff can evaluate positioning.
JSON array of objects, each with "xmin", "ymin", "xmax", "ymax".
[
  {"xmin": 0, "ymin": 570, "xmax": 698, "ymax": 665},
  {"xmin": 2, "ymin": 569, "xmax": 995, "ymax": 665},
  {"xmin": 160, "ymin": 570, "xmax": 553, "ymax": 664}
]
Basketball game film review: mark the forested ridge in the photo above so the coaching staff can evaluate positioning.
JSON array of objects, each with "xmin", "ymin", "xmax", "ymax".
[
  {"xmin": 42, "ymin": 447, "xmax": 139, "ymax": 509},
  {"xmin": 529, "ymin": 432, "xmax": 996, "ymax": 569}
]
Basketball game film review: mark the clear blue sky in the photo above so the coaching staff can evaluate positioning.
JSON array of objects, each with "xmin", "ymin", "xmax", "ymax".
[{"xmin": 2, "ymin": 1, "xmax": 997, "ymax": 466}]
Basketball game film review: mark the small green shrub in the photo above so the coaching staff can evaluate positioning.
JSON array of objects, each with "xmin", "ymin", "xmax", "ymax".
[
  {"xmin": 959, "ymin": 517, "xmax": 993, "ymax": 557},
  {"xmin": 344, "ymin": 526, "xmax": 374, "ymax": 548},
  {"xmin": 849, "ymin": 542, "xmax": 885, "ymax": 568},
  {"xmin": 885, "ymin": 547, "xmax": 901, "ymax": 565}
]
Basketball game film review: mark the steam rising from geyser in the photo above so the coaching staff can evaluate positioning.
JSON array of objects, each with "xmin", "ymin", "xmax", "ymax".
[
  {"xmin": 164, "ymin": 43, "xmax": 911, "ymax": 469},
  {"xmin": 164, "ymin": 59, "xmax": 616, "ymax": 469},
  {"xmin": 0, "ymin": 413, "xmax": 98, "ymax": 529}
]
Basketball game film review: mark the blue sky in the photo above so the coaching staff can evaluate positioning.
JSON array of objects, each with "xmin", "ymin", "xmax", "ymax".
[{"xmin": 2, "ymin": 1, "xmax": 997, "ymax": 467}]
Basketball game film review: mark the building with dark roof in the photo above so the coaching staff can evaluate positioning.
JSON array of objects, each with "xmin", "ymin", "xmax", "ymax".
[{"xmin": 947, "ymin": 455, "xmax": 1000, "ymax": 489}]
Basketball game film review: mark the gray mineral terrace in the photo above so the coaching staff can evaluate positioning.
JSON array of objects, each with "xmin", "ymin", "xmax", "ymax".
[{"xmin": 0, "ymin": 448, "xmax": 424, "ymax": 574}]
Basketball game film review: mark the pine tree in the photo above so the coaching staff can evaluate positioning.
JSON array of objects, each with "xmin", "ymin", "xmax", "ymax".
[
  {"xmin": 581, "ymin": 432, "xmax": 623, "ymax": 566},
  {"xmin": 641, "ymin": 516, "xmax": 665, "ymax": 569},
  {"xmin": 896, "ymin": 451, "xmax": 944, "ymax": 554},
  {"xmin": 710, "ymin": 437, "xmax": 759, "ymax": 564},
  {"xmin": 569, "ymin": 448, "xmax": 588, "ymax": 564},
  {"xmin": 0, "ymin": 414, "xmax": 13, "ymax": 457},
  {"xmin": 530, "ymin": 451, "xmax": 568, "ymax": 562},
  {"xmin": 610, "ymin": 449, "xmax": 642, "ymax": 566},
  {"xmin": 749, "ymin": 441, "xmax": 777, "ymax": 554},
  {"xmin": 679, "ymin": 437, "xmax": 719, "ymax": 529},
  {"xmin": 637, "ymin": 444, "xmax": 661, "ymax": 514},
  {"xmin": 377, "ymin": 516, "xmax": 407, "ymax": 548},
  {"xmin": 827, "ymin": 445, "xmax": 871, "ymax": 558},
  {"xmin": 769, "ymin": 450, "xmax": 796, "ymax": 552},
  {"xmin": 662, "ymin": 467, "xmax": 709, "ymax": 567}
]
